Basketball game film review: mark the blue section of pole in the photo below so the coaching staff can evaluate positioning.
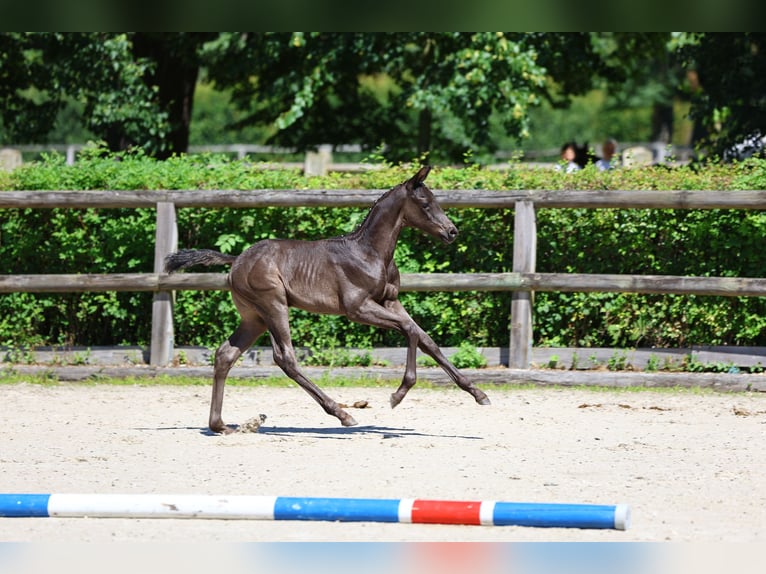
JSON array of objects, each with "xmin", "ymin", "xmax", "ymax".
[
  {"xmin": 273, "ymin": 497, "xmax": 401, "ymax": 523},
  {"xmin": 0, "ymin": 494, "xmax": 51, "ymax": 517},
  {"xmin": 492, "ymin": 502, "xmax": 628, "ymax": 529}
]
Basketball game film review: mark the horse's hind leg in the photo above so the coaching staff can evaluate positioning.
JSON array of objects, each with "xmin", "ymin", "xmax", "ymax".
[
  {"xmin": 267, "ymin": 311, "xmax": 358, "ymax": 427},
  {"xmin": 210, "ymin": 317, "xmax": 266, "ymax": 434}
]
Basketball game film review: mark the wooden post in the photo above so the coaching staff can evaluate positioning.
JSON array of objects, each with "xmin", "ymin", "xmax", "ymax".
[
  {"xmin": 65, "ymin": 145, "xmax": 77, "ymax": 165},
  {"xmin": 150, "ymin": 202, "xmax": 178, "ymax": 366},
  {"xmin": 303, "ymin": 144, "xmax": 333, "ymax": 176},
  {"xmin": 509, "ymin": 200, "xmax": 537, "ymax": 369}
]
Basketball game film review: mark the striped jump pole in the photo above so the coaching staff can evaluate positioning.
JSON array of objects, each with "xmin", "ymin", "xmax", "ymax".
[{"xmin": 0, "ymin": 494, "xmax": 630, "ymax": 530}]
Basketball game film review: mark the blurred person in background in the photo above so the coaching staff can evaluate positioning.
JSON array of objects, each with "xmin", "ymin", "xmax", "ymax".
[
  {"xmin": 556, "ymin": 142, "xmax": 581, "ymax": 173},
  {"xmin": 596, "ymin": 138, "xmax": 618, "ymax": 170}
]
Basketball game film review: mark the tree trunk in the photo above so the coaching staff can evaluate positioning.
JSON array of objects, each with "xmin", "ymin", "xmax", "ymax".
[
  {"xmin": 651, "ymin": 102, "xmax": 674, "ymax": 143},
  {"xmin": 131, "ymin": 33, "xmax": 210, "ymax": 159}
]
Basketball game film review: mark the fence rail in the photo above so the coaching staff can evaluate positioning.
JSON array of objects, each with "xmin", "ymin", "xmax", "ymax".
[
  {"xmin": 3, "ymin": 189, "xmax": 766, "ymax": 209},
  {"xmin": 4, "ymin": 272, "xmax": 766, "ymax": 297},
  {"xmin": 2, "ymin": 188, "xmax": 766, "ymax": 367}
]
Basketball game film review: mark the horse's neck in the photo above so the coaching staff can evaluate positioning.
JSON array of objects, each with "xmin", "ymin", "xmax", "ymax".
[{"xmin": 351, "ymin": 188, "xmax": 405, "ymax": 262}]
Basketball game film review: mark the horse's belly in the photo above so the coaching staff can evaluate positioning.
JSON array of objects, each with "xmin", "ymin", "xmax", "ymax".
[{"xmin": 286, "ymin": 282, "xmax": 342, "ymax": 315}]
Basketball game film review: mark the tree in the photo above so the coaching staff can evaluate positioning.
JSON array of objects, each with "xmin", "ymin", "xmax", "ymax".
[
  {"xmin": 0, "ymin": 32, "xmax": 216, "ymax": 158},
  {"xmin": 676, "ymin": 33, "xmax": 766, "ymax": 158},
  {"xmin": 0, "ymin": 33, "xmax": 170, "ymax": 153},
  {"xmin": 204, "ymin": 33, "xmax": 672, "ymax": 163},
  {"xmin": 3, "ymin": 33, "xmax": 764, "ymax": 162},
  {"xmin": 130, "ymin": 33, "xmax": 217, "ymax": 157},
  {"xmin": 0, "ymin": 33, "xmax": 61, "ymax": 142},
  {"xmin": 591, "ymin": 33, "xmax": 679, "ymax": 143},
  {"xmin": 203, "ymin": 32, "xmax": 549, "ymax": 162}
]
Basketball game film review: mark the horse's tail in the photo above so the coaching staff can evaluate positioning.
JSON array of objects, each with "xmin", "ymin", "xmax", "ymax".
[{"xmin": 164, "ymin": 249, "xmax": 237, "ymax": 273}]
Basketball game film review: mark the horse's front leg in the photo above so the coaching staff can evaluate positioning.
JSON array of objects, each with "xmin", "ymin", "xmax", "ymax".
[
  {"xmin": 387, "ymin": 301, "xmax": 490, "ymax": 407},
  {"xmin": 416, "ymin": 328, "xmax": 490, "ymax": 406},
  {"xmin": 390, "ymin": 317, "xmax": 419, "ymax": 408},
  {"xmin": 346, "ymin": 298, "xmax": 419, "ymax": 408}
]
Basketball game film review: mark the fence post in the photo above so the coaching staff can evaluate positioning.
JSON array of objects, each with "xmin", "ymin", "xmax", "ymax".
[
  {"xmin": 304, "ymin": 144, "xmax": 333, "ymax": 176},
  {"xmin": 65, "ymin": 145, "xmax": 77, "ymax": 165},
  {"xmin": 150, "ymin": 202, "xmax": 178, "ymax": 366},
  {"xmin": 509, "ymin": 200, "xmax": 537, "ymax": 369}
]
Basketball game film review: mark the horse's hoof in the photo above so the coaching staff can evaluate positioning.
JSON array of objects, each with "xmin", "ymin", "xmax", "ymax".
[
  {"xmin": 341, "ymin": 414, "xmax": 358, "ymax": 427},
  {"xmin": 477, "ymin": 395, "xmax": 491, "ymax": 406},
  {"xmin": 390, "ymin": 394, "xmax": 402, "ymax": 409},
  {"xmin": 210, "ymin": 424, "xmax": 237, "ymax": 435}
]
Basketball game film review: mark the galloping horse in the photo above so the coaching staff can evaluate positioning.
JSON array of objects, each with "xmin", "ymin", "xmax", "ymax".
[{"xmin": 165, "ymin": 166, "xmax": 490, "ymax": 433}]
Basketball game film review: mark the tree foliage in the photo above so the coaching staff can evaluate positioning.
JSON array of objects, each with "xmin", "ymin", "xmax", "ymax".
[
  {"xmin": 1, "ymin": 33, "xmax": 765, "ymax": 162},
  {"xmin": 0, "ymin": 33, "xmax": 170, "ymax": 153},
  {"xmin": 202, "ymin": 32, "xmax": 549, "ymax": 162},
  {"xmin": 676, "ymin": 33, "xmax": 766, "ymax": 157}
]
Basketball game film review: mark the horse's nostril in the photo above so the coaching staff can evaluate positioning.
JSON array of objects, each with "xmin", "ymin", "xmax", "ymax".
[{"xmin": 449, "ymin": 227, "xmax": 458, "ymax": 238}]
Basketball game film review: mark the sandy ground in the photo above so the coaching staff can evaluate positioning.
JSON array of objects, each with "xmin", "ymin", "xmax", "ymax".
[{"xmin": 1, "ymin": 381, "xmax": 765, "ymax": 542}]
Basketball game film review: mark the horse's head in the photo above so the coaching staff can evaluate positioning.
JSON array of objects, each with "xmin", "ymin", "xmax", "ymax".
[{"xmin": 401, "ymin": 166, "xmax": 458, "ymax": 244}]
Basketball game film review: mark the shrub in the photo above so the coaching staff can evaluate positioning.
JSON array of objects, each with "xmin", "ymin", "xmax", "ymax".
[
  {"xmin": 450, "ymin": 341, "xmax": 488, "ymax": 369},
  {"xmin": 2, "ymin": 149, "xmax": 766, "ymax": 351}
]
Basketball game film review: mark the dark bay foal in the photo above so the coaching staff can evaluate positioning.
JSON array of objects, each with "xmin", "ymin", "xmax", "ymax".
[{"xmin": 165, "ymin": 166, "xmax": 490, "ymax": 433}]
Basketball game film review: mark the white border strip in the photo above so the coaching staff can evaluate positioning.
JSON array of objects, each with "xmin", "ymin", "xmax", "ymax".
[
  {"xmin": 479, "ymin": 501, "xmax": 496, "ymax": 526},
  {"xmin": 397, "ymin": 498, "xmax": 414, "ymax": 523}
]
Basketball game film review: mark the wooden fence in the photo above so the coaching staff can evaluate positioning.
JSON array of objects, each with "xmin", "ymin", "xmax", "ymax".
[
  {"xmin": 12, "ymin": 141, "xmax": 695, "ymax": 166},
  {"xmin": 9, "ymin": 144, "xmax": 374, "ymax": 175},
  {"xmin": 2, "ymin": 189, "xmax": 766, "ymax": 367}
]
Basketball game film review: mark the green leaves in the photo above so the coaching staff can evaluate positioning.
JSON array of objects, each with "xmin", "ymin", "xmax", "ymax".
[
  {"xmin": 400, "ymin": 33, "xmax": 544, "ymax": 149},
  {"xmin": 214, "ymin": 233, "xmax": 244, "ymax": 254},
  {"xmin": 3, "ymin": 154, "xmax": 766, "ymax": 350},
  {"xmin": 3, "ymin": 32, "xmax": 763, "ymax": 169},
  {"xmin": 201, "ymin": 32, "xmax": 551, "ymax": 163},
  {"xmin": 676, "ymin": 33, "xmax": 766, "ymax": 159},
  {"xmin": 0, "ymin": 33, "xmax": 170, "ymax": 154}
]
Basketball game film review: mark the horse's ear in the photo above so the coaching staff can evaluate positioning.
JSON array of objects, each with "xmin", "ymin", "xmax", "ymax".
[{"xmin": 407, "ymin": 165, "xmax": 431, "ymax": 188}]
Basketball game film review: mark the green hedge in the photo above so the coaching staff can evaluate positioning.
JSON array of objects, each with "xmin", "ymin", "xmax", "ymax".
[{"xmin": 2, "ymin": 147, "xmax": 766, "ymax": 350}]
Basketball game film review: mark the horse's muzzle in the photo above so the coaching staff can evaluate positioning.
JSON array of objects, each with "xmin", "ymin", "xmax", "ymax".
[{"xmin": 441, "ymin": 225, "xmax": 459, "ymax": 244}]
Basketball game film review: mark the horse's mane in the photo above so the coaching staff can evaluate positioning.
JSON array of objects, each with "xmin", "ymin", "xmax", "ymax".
[{"xmin": 344, "ymin": 181, "xmax": 407, "ymax": 240}]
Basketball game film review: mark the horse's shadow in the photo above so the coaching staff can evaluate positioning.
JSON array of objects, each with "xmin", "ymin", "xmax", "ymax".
[
  {"xmin": 182, "ymin": 424, "xmax": 481, "ymax": 440},
  {"xmin": 259, "ymin": 424, "xmax": 481, "ymax": 440},
  {"xmin": 142, "ymin": 424, "xmax": 481, "ymax": 440}
]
